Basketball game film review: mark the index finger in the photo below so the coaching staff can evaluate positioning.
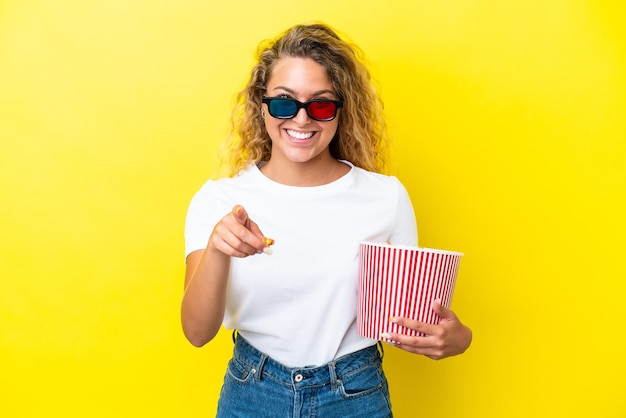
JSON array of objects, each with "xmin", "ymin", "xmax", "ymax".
[
  {"xmin": 390, "ymin": 316, "xmax": 438, "ymax": 337},
  {"xmin": 229, "ymin": 206, "xmax": 272, "ymax": 255}
]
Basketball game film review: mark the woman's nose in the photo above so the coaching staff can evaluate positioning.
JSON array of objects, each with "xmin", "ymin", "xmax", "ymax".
[{"xmin": 292, "ymin": 107, "xmax": 311, "ymax": 125}]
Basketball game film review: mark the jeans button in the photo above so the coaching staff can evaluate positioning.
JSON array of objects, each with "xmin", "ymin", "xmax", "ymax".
[{"xmin": 294, "ymin": 374, "xmax": 303, "ymax": 383}]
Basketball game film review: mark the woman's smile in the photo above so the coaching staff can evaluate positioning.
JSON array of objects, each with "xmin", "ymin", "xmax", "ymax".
[{"xmin": 285, "ymin": 129, "xmax": 315, "ymax": 141}]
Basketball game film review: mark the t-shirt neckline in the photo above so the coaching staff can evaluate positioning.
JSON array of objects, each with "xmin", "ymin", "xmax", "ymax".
[{"xmin": 248, "ymin": 160, "xmax": 355, "ymax": 195}]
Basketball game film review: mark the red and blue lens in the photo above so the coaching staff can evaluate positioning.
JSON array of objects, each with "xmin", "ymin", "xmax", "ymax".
[{"xmin": 262, "ymin": 97, "xmax": 343, "ymax": 121}]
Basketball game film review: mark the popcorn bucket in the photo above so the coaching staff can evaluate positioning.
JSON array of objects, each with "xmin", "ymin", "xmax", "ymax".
[{"xmin": 357, "ymin": 242, "xmax": 463, "ymax": 341}]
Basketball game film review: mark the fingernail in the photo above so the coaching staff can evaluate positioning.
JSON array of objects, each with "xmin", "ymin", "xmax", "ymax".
[
  {"xmin": 263, "ymin": 247, "xmax": 273, "ymax": 255},
  {"xmin": 262, "ymin": 237, "xmax": 275, "ymax": 246},
  {"xmin": 389, "ymin": 317, "xmax": 398, "ymax": 323},
  {"xmin": 381, "ymin": 332, "xmax": 392, "ymax": 339}
]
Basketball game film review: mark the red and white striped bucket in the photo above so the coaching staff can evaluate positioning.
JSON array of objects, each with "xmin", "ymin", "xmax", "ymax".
[{"xmin": 357, "ymin": 242, "xmax": 463, "ymax": 341}]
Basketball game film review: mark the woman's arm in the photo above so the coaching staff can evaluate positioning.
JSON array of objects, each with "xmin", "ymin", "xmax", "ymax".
[{"xmin": 181, "ymin": 205, "xmax": 269, "ymax": 347}]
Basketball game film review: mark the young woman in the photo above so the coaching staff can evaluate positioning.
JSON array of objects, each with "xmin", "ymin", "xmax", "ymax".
[{"xmin": 182, "ymin": 23, "xmax": 472, "ymax": 417}]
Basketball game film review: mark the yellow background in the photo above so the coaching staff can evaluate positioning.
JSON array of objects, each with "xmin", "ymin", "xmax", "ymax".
[{"xmin": 1, "ymin": 1, "xmax": 625, "ymax": 417}]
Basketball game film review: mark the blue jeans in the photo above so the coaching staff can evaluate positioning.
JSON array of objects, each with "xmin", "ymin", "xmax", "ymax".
[{"xmin": 216, "ymin": 334, "xmax": 393, "ymax": 417}]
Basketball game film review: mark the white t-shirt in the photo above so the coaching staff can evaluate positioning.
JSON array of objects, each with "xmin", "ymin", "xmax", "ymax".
[{"xmin": 185, "ymin": 161, "xmax": 418, "ymax": 367}]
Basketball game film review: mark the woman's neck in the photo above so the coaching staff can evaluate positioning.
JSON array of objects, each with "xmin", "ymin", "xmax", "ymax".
[{"xmin": 259, "ymin": 157, "xmax": 350, "ymax": 187}]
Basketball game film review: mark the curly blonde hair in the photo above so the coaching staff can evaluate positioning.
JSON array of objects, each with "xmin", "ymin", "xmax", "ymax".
[{"xmin": 220, "ymin": 23, "xmax": 388, "ymax": 177}]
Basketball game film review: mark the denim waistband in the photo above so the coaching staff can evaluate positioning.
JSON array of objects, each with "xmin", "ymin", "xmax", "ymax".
[{"xmin": 231, "ymin": 333, "xmax": 383, "ymax": 390}]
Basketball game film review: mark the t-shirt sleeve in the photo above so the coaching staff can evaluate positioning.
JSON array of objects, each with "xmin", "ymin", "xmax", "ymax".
[
  {"xmin": 388, "ymin": 179, "xmax": 418, "ymax": 246},
  {"xmin": 184, "ymin": 181, "xmax": 222, "ymax": 260}
]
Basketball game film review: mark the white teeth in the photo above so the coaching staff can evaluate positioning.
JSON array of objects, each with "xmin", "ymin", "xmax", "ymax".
[{"xmin": 286, "ymin": 129, "xmax": 314, "ymax": 140}]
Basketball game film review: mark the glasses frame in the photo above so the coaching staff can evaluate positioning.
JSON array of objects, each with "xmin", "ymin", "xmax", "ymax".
[{"xmin": 261, "ymin": 97, "xmax": 343, "ymax": 122}]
